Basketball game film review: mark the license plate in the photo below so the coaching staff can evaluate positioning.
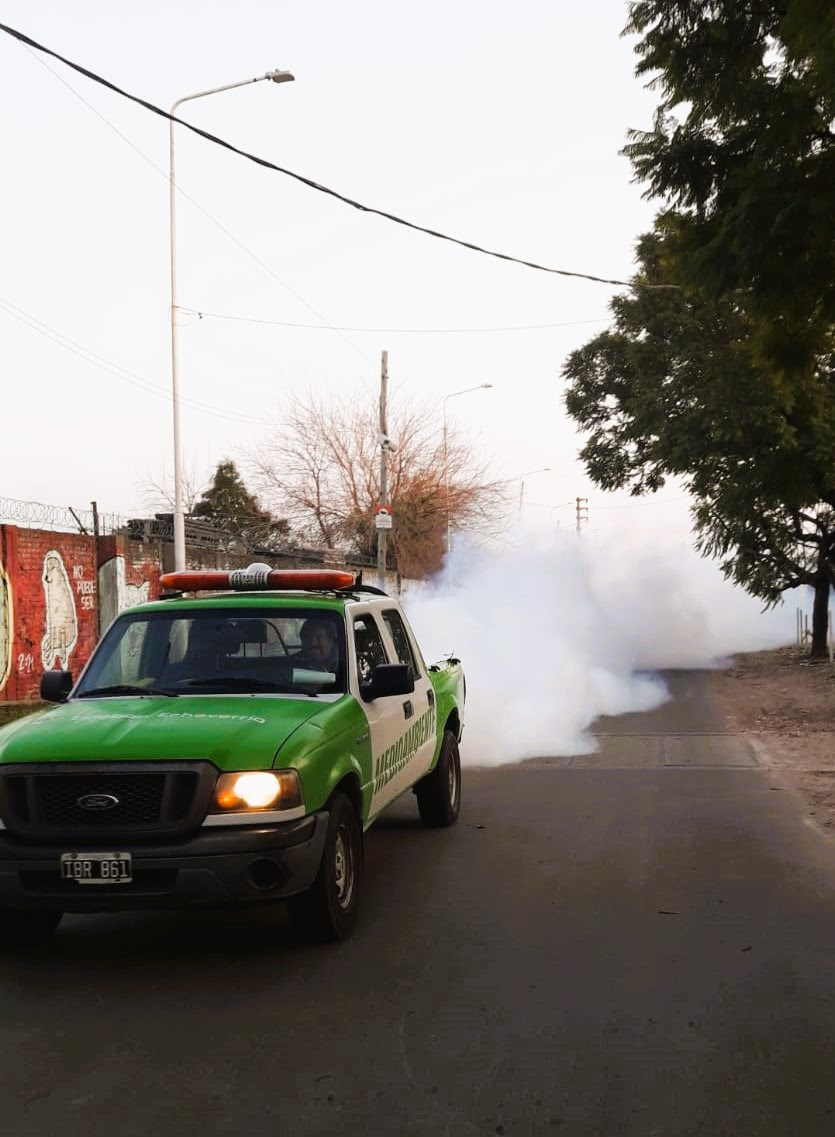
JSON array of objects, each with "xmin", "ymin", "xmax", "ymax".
[{"xmin": 60, "ymin": 851, "xmax": 132, "ymax": 885}]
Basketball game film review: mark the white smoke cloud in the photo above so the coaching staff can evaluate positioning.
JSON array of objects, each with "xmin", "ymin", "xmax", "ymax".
[{"xmin": 403, "ymin": 532, "xmax": 800, "ymax": 766}]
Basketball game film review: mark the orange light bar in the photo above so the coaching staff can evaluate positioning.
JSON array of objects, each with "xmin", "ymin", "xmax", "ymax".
[{"xmin": 159, "ymin": 567, "xmax": 357, "ymax": 593}]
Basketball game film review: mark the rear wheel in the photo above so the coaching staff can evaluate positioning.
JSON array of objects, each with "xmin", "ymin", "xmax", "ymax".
[
  {"xmin": 291, "ymin": 792, "xmax": 363, "ymax": 941},
  {"xmin": 415, "ymin": 730, "xmax": 461, "ymax": 828},
  {"xmin": 0, "ymin": 909, "xmax": 62, "ymax": 951}
]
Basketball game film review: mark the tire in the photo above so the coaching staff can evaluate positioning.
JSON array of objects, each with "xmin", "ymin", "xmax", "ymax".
[
  {"xmin": 415, "ymin": 730, "xmax": 461, "ymax": 828},
  {"xmin": 0, "ymin": 909, "xmax": 62, "ymax": 952},
  {"xmin": 291, "ymin": 792, "xmax": 363, "ymax": 942}
]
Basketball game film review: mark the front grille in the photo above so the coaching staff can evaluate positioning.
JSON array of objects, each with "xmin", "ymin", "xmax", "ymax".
[
  {"xmin": 36, "ymin": 773, "xmax": 166, "ymax": 826},
  {"xmin": 0, "ymin": 762, "xmax": 216, "ymax": 842}
]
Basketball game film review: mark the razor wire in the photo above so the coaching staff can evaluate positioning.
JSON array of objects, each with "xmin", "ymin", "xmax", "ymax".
[
  {"xmin": 0, "ymin": 496, "xmax": 375, "ymax": 567},
  {"xmin": 0, "ymin": 496, "xmax": 124, "ymax": 535}
]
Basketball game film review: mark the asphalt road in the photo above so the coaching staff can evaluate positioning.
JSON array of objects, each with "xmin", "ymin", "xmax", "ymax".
[{"xmin": 4, "ymin": 671, "xmax": 835, "ymax": 1136}]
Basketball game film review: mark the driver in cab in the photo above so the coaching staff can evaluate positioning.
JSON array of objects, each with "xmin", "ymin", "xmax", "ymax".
[{"xmin": 295, "ymin": 619, "xmax": 340, "ymax": 674}]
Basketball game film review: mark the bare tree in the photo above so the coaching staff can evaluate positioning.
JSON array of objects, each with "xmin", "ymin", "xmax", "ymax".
[
  {"xmin": 249, "ymin": 389, "xmax": 505, "ymax": 579},
  {"xmin": 137, "ymin": 465, "xmax": 207, "ymax": 516}
]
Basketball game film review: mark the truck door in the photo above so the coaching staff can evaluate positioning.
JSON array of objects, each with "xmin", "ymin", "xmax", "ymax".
[
  {"xmin": 379, "ymin": 607, "xmax": 436, "ymax": 781},
  {"xmin": 349, "ymin": 608, "xmax": 422, "ymax": 819}
]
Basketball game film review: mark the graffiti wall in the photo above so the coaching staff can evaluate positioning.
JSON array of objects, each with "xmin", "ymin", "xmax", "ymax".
[
  {"xmin": 96, "ymin": 535, "xmax": 160, "ymax": 634},
  {"xmin": 0, "ymin": 561, "xmax": 10, "ymax": 694},
  {"xmin": 0, "ymin": 524, "xmax": 359, "ymax": 703},
  {"xmin": 0, "ymin": 527, "xmax": 159, "ymax": 702},
  {"xmin": 0, "ymin": 527, "xmax": 96, "ymax": 700}
]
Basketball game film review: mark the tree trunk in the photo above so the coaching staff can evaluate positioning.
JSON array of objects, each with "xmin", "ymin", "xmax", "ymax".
[{"xmin": 810, "ymin": 570, "xmax": 831, "ymax": 658}]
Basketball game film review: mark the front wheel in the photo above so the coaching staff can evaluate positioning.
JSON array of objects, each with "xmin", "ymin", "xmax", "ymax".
[
  {"xmin": 415, "ymin": 730, "xmax": 461, "ymax": 828},
  {"xmin": 0, "ymin": 909, "xmax": 62, "ymax": 951},
  {"xmin": 291, "ymin": 792, "xmax": 363, "ymax": 942}
]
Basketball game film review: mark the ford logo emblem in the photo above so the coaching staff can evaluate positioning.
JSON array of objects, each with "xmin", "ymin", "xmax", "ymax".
[{"xmin": 77, "ymin": 793, "xmax": 120, "ymax": 811}]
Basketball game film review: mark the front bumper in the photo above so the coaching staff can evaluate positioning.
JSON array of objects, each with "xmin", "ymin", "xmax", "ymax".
[{"xmin": 0, "ymin": 811, "xmax": 329, "ymax": 912}]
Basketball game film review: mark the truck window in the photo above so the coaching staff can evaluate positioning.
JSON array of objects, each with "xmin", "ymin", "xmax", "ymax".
[
  {"xmin": 353, "ymin": 615, "xmax": 389, "ymax": 686},
  {"xmin": 92, "ymin": 620, "xmax": 151, "ymax": 688},
  {"xmin": 381, "ymin": 609, "xmax": 419, "ymax": 681},
  {"xmin": 76, "ymin": 609, "xmax": 346, "ymax": 697},
  {"xmin": 221, "ymin": 618, "xmax": 288, "ymax": 658}
]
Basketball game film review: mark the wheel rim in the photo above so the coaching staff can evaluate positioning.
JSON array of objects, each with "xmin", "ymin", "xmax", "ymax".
[{"xmin": 333, "ymin": 825, "xmax": 355, "ymax": 909}]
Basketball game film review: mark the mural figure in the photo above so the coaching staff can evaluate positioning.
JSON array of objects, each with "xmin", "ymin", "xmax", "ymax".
[
  {"xmin": 41, "ymin": 551, "xmax": 78, "ymax": 670},
  {"xmin": 0, "ymin": 564, "xmax": 11, "ymax": 692}
]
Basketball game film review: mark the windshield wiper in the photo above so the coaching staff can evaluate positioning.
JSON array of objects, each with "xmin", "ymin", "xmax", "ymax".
[
  {"xmin": 77, "ymin": 684, "xmax": 179, "ymax": 699},
  {"xmin": 179, "ymin": 676, "xmax": 288, "ymax": 693}
]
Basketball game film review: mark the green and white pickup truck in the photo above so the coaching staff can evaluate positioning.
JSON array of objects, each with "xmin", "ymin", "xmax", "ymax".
[{"xmin": 0, "ymin": 566, "xmax": 465, "ymax": 945}]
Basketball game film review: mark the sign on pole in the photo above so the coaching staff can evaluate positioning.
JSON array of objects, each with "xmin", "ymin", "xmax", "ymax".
[{"xmin": 374, "ymin": 504, "xmax": 393, "ymax": 530}]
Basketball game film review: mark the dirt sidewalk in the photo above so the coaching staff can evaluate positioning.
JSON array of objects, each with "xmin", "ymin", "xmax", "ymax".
[{"xmin": 707, "ymin": 646, "xmax": 835, "ymax": 834}]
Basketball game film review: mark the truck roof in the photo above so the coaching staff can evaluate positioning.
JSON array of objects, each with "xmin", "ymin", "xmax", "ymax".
[{"xmin": 127, "ymin": 589, "xmax": 391, "ymax": 617}]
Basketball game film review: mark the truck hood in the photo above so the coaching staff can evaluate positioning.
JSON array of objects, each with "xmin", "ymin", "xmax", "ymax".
[{"xmin": 0, "ymin": 695, "xmax": 330, "ymax": 771}]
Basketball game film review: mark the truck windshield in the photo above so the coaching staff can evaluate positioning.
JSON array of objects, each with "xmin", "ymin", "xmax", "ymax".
[{"xmin": 75, "ymin": 609, "xmax": 346, "ymax": 698}]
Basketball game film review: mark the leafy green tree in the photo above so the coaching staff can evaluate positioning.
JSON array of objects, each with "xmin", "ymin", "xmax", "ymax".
[
  {"xmin": 192, "ymin": 460, "xmax": 289, "ymax": 552},
  {"xmin": 563, "ymin": 1, "xmax": 835, "ymax": 654},
  {"xmin": 623, "ymin": 0, "xmax": 835, "ymax": 381},
  {"xmin": 564, "ymin": 229, "xmax": 835, "ymax": 655}
]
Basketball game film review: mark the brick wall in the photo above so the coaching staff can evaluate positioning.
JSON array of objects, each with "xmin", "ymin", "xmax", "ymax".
[
  {"xmin": 0, "ymin": 527, "xmax": 167, "ymax": 702},
  {"xmin": 0, "ymin": 526, "xmax": 99, "ymax": 701},
  {"xmin": 0, "ymin": 525, "xmax": 394, "ymax": 702},
  {"xmin": 97, "ymin": 535, "xmax": 163, "ymax": 633}
]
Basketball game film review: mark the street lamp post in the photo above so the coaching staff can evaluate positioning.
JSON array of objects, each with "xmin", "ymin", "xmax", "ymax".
[
  {"xmin": 442, "ymin": 384, "xmax": 493, "ymax": 556},
  {"xmin": 518, "ymin": 467, "xmax": 551, "ymax": 516},
  {"xmin": 169, "ymin": 68, "xmax": 294, "ymax": 571}
]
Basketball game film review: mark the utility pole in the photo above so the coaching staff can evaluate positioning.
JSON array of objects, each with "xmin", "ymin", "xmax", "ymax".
[
  {"xmin": 576, "ymin": 496, "xmax": 588, "ymax": 535},
  {"xmin": 91, "ymin": 500, "xmax": 102, "ymax": 638},
  {"xmin": 376, "ymin": 351, "xmax": 389, "ymax": 591}
]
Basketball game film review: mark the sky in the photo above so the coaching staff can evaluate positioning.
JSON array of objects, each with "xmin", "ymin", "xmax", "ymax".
[{"xmin": 0, "ymin": 0, "xmax": 697, "ymax": 545}]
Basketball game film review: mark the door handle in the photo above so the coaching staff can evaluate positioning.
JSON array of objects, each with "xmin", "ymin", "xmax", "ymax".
[
  {"xmin": 403, "ymin": 700, "xmax": 414, "ymax": 720},
  {"xmin": 427, "ymin": 689, "xmax": 435, "ymax": 708}
]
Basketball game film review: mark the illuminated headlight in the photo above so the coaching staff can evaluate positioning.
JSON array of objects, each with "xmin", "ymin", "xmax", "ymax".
[{"xmin": 211, "ymin": 770, "xmax": 303, "ymax": 813}]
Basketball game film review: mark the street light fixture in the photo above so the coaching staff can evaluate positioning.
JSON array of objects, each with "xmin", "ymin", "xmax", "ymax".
[
  {"xmin": 169, "ymin": 68, "xmax": 295, "ymax": 571},
  {"xmin": 517, "ymin": 467, "xmax": 551, "ymax": 515},
  {"xmin": 442, "ymin": 384, "xmax": 493, "ymax": 555}
]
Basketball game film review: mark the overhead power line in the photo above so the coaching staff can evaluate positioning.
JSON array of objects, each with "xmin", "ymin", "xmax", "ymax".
[
  {"xmin": 179, "ymin": 307, "xmax": 611, "ymax": 335},
  {"xmin": 25, "ymin": 43, "xmax": 610, "ymax": 345},
  {"xmin": 592, "ymin": 495, "xmax": 690, "ymax": 509},
  {"xmin": 0, "ymin": 21, "xmax": 678, "ymax": 292},
  {"xmin": 524, "ymin": 495, "xmax": 690, "ymax": 510},
  {"xmin": 21, "ymin": 44, "xmax": 370, "ymax": 364},
  {"xmin": 0, "ymin": 297, "xmax": 268, "ymax": 426}
]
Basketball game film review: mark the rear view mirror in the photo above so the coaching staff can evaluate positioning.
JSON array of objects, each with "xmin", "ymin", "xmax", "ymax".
[
  {"xmin": 40, "ymin": 669, "xmax": 74, "ymax": 703},
  {"xmin": 361, "ymin": 663, "xmax": 414, "ymax": 701}
]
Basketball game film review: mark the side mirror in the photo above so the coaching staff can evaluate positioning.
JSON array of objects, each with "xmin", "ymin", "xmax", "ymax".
[
  {"xmin": 361, "ymin": 663, "xmax": 414, "ymax": 701},
  {"xmin": 40, "ymin": 669, "xmax": 74, "ymax": 703}
]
